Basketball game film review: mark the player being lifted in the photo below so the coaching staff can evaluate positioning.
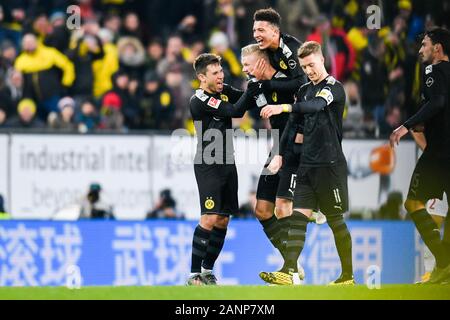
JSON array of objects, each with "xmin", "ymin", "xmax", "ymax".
[
  {"xmin": 241, "ymin": 44, "xmax": 305, "ymax": 284},
  {"xmin": 390, "ymin": 27, "xmax": 450, "ymax": 284},
  {"xmin": 248, "ymin": 8, "xmax": 312, "ymax": 282},
  {"xmin": 187, "ymin": 53, "xmax": 254, "ymax": 285},
  {"xmin": 261, "ymin": 41, "xmax": 355, "ymax": 285}
]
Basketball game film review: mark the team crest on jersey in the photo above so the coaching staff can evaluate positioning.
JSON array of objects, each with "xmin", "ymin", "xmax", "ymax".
[
  {"xmin": 280, "ymin": 60, "xmax": 288, "ymax": 70},
  {"xmin": 426, "ymin": 77, "xmax": 434, "ymax": 87},
  {"xmin": 160, "ymin": 91, "xmax": 171, "ymax": 107},
  {"xmin": 272, "ymin": 92, "xmax": 278, "ymax": 102},
  {"xmin": 425, "ymin": 65, "xmax": 433, "ymax": 75},
  {"xmin": 207, "ymin": 97, "xmax": 221, "ymax": 108},
  {"xmin": 205, "ymin": 197, "xmax": 215, "ymax": 210},
  {"xmin": 288, "ymin": 59, "xmax": 297, "ymax": 69},
  {"xmin": 220, "ymin": 94, "xmax": 229, "ymax": 102}
]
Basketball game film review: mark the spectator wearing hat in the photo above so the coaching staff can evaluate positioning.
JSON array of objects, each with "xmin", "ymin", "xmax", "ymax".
[
  {"xmin": 5, "ymin": 98, "xmax": 45, "ymax": 129},
  {"xmin": 48, "ymin": 96, "xmax": 77, "ymax": 131},
  {"xmin": 76, "ymin": 99, "xmax": 99, "ymax": 133},
  {"xmin": 117, "ymin": 36, "xmax": 146, "ymax": 79},
  {"xmin": 99, "ymin": 92, "xmax": 124, "ymax": 131},
  {"xmin": 44, "ymin": 11, "xmax": 70, "ymax": 53},
  {"xmin": 79, "ymin": 183, "xmax": 114, "ymax": 219},
  {"xmin": 138, "ymin": 71, "xmax": 175, "ymax": 130}
]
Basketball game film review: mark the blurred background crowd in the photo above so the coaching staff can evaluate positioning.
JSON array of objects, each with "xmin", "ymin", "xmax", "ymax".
[{"xmin": 0, "ymin": 0, "xmax": 449, "ymax": 137}]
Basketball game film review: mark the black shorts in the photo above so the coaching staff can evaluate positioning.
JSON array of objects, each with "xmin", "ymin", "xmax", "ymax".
[
  {"xmin": 256, "ymin": 165, "xmax": 298, "ymax": 202},
  {"xmin": 407, "ymin": 152, "xmax": 450, "ymax": 202},
  {"xmin": 194, "ymin": 164, "xmax": 238, "ymax": 216},
  {"xmin": 256, "ymin": 149, "xmax": 300, "ymax": 203},
  {"xmin": 294, "ymin": 163, "xmax": 349, "ymax": 215}
]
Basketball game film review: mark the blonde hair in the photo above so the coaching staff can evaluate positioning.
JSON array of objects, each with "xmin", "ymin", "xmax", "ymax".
[
  {"xmin": 241, "ymin": 44, "xmax": 268, "ymax": 60},
  {"xmin": 298, "ymin": 41, "xmax": 323, "ymax": 59}
]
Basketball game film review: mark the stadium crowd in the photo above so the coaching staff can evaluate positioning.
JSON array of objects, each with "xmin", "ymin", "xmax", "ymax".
[{"xmin": 0, "ymin": 0, "xmax": 448, "ymax": 137}]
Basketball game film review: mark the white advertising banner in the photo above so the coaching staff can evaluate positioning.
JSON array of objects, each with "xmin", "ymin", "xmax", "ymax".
[
  {"xmin": 9, "ymin": 134, "xmax": 153, "ymax": 219},
  {"xmin": 7, "ymin": 133, "xmax": 418, "ymax": 220},
  {"xmin": 151, "ymin": 134, "xmax": 270, "ymax": 220},
  {"xmin": 0, "ymin": 135, "xmax": 8, "ymax": 212},
  {"xmin": 343, "ymin": 139, "xmax": 417, "ymax": 213}
]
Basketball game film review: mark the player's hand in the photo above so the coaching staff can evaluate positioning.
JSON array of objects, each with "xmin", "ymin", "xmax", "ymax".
[
  {"xmin": 267, "ymin": 155, "xmax": 282, "ymax": 174},
  {"xmin": 252, "ymin": 58, "xmax": 267, "ymax": 80},
  {"xmin": 260, "ymin": 105, "xmax": 283, "ymax": 118},
  {"xmin": 389, "ymin": 125, "xmax": 408, "ymax": 148},
  {"xmin": 246, "ymin": 80, "xmax": 263, "ymax": 97}
]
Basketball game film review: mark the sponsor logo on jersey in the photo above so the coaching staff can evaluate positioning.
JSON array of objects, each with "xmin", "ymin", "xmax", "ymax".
[
  {"xmin": 426, "ymin": 77, "xmax": 434, "ymax": 87},
  {"xmin": 288, "ymin": 59, "xmax": 297, "ymax": 69},
  {"xmin": 425, "ymin": 65, "xmax": 433, "ymax": 75},
  {"xmin": 207, "ymin": 97, "xmax": 221, "ymax": 108}
]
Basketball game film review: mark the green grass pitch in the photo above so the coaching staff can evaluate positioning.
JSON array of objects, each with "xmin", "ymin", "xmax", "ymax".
[{"xmin": 0, "ymin": 285, "xmax": 449, "ymax": 300}]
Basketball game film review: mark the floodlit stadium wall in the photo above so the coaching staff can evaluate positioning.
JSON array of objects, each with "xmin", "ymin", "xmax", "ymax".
[
  {"xmin": 0, "ymin": 133, "xmax": 417, "ymax": 220},
  {"xmin": 0, "ymin": 220, "xmax": 426, "ymax": 286}
]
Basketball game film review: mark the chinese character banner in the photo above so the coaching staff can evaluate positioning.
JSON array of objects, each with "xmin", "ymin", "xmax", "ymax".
[{"xmin": 0, "ymin": 220, "xmax": 423, "ymax": 286}]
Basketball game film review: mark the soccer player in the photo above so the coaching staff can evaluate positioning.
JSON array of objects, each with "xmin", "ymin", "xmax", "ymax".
[
  {"xmin": 250, "ymin": 8, "xmax": 313, "ymax": 282},
  {"xmin": 260, "ymin": 41, "xmax": 355, "ymax": 285},
  {"xmin": 187, "ymin": 53, "xmax": 253, "ymax": 285},
  {"xmin": 410, "ymin": 131, "xmax": 448, "ymax": 284},
  {"xmin": 252, "ymin": 8, "xmax": 304, "ymax": 95},
  {"xmin": 390, "ymin": 27, "xmax": 450, "ymax": 284},
  {"xmin": 241, "ymin": 44, "xmax": 304, "ymax": 284}
]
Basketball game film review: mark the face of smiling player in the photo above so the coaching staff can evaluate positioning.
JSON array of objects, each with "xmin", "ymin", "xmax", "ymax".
[
  {"xmin": 199, "ymin": 63, "xmax": 224, "ymax": 94},
  {"xmin": 253, "ymin": 20, "xmax": 279, "ymax": 51}
]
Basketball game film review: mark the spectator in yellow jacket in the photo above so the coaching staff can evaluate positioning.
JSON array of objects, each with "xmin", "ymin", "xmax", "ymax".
[
  {"xmin": 93, "ymin": 29, "xmax": 119, "ymax": 99},
  {"xmin": 14, "ymin": 33, "xmax": 75, "ymax": 120}
]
